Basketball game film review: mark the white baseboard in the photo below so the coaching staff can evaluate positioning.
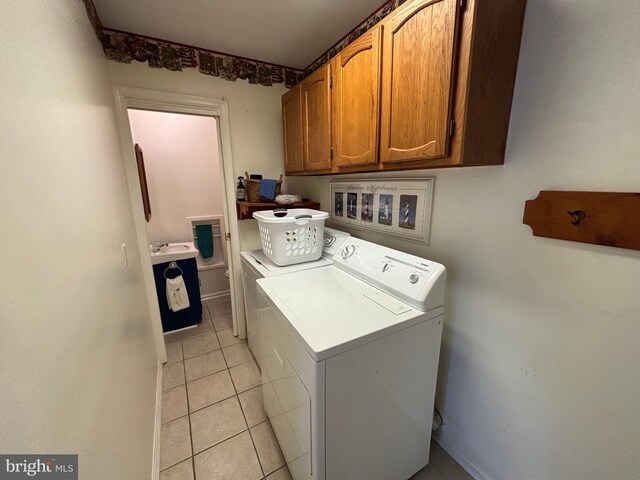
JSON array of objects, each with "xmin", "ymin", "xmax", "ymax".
[
  {"xmin": 433, "ymin": 431, "xmax": 494, "ymax": 480},
  {"xmin": 151, "ymin": 361, "xmax": 163, "ymax": 480},
  {"xmin": 201, "ymin": 290, "xmax": 230, "ymax": 303},
  {"xmin": 164, "ymin": 324, "xmax": 197, "ymax": 336}
]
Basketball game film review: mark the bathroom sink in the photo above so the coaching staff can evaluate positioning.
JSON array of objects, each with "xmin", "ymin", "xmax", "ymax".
[
  {"xmin": 150, "ymin": 242, "xmax": 199, "ymax": 265},
  {"xmin": 161, "ymin": 244, "xmax": 190, "ymax": 253}
]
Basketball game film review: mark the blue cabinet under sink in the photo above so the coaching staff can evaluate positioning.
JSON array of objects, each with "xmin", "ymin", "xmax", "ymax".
[{"xmin": 152, "ymin": 258, "xmax": 203, "ymax": 332}]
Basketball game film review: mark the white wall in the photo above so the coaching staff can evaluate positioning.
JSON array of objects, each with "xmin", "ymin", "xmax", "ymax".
[
  {"xmin": 0, "ymin": 1, "xmax": 158, "ymax": 478},
  {"xmin": 288, "ymin": 1, "xmax": 640, "ymax": 478},
  {"xmin": 128, "ymin": 109, "xmax": 223, "ymax": 243},
  {"xmin": 109, "ymin": 62, "xmax": 288, "ymax": 251}
]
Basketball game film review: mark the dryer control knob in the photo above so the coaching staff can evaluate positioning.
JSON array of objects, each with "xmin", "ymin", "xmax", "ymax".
[
  {"xmin": 409, "ymin": 273, "xmax": 419, "ymax": 284},
  {"xmin": 341, "ymin": 245, "xmax": 356, "ymax": 259}
]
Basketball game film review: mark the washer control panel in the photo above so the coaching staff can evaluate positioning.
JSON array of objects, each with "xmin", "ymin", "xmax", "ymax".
[
  {"xmin": 334, "ymin": 237, "xmax": 446, "ymax": 311},
  {"xmin": 322, "ymin": 227, "xmax": 351, "ymax": 258}
]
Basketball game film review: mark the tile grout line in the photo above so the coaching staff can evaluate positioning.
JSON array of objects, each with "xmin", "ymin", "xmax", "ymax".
[
  {"xmin": 227, "ymin": 364, "xmax": 255, "ymax": 395},
  {"xmin": 181, "ymin": 336, "xmax": 197, "ymax": 477},
  {"xmin": 157, "ymin": 414, "xmax": 192, "ymax": 473},
  {"xmin": 231, "ymin": 388, "xmax": 267, "ymax": 479},
  {"xmin": 185, "ymin": 366, "xmax": 228, "ymax": 384},
  {"xmin": 162, "ymin": 331, "xmax": 195, "ymax": 452},
  {"xmin": 181, "ymin": 327, "xmax": 215, "ymax": 343},
  {"xmin": 188, "ymin": 314, "xmax": 212, "ymax": 480},
  {"xmin": 185, "ymin": 332, "xmax": 239, "ymax": 413},
  {"xmin": 222, "ymin": 348, "xmax": 256, "ymax": 369},
  {"xmin": 183, "ymin": 345, "xmax": 221, "ymax": 361},
  {"xmin": 190, "ymin": 397, "xmax": 251, "ymax": 456},
  {"xmin": 158, "ymin": 337, "xmax": 196, "ymax": 473},
  {"xmin": 182, "ymin": 328, "xmax": 226, "ymax": 382},
  {"xmin": 249, "ymin": 420, "xmax": 285, "ymax": 479},
  {"xmin": 226, "ymin": 356, "xmax": 255, "ymax": 369},
  {"xmin": 229, "ymin": 332, "xmax": 275, "ymax": 478},
  {"xmin": 210, "ymin": 301, "xmax": 281, "ymax": 479},
  {"xmin": 189, "ymin": 428, "xmax": 251, "ymax": 461},
  {"xmin": 158, "ymin": 305, "xmax": 211, "ymax": 474},
  {"xmin": 236, "ymin": 383, "xmax": 266, "ymax": 479},
  {"xmin": 222, "ymin": 343, "xmax": 269, "ymax": 477},
  {"xmin": 186, "ymin": 321, "xmax": 208, "ymax": 480},
  {"xmin": 182, "ymin": 330, "xmax": 221, "ymax": 356},
  {"xmin": 189, "ymin": 324, "xmax": 222, "ymax": 477},
  {"xmin": 191, "ymin": 334, "xmax": 241, "ymax": 458},
  {"xmin": 187, "ymin": 388, "xmax": 237, "ymax": 416},
  {"xmin": 190, "ymin": 324, "xmax": 227, "ymax": 477},
  {"xmin": 160, "ymin": 302, "xmax": 238, "ymax": 477},
  {"xmin": 177, "ymin": 308, "xmax": 218, "ymax": 343}
]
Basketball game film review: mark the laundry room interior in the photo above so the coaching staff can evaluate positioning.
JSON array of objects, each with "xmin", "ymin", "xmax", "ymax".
[{"xmin": 1, "ymin": 1, "xmax": 638, "ymax": 480}]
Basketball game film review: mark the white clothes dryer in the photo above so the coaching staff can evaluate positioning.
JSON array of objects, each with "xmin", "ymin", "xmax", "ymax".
[
  {"xmin": 257, "ymin": 237, "xmax": 446, "ymax": 480},
  {"xmin": 240, "ymin": 228, "xmax": 350, "ymax": 366}
]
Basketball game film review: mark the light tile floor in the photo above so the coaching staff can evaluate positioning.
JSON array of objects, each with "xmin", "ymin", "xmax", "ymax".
[
  {"xmin": 160, "ymin": 299, "xmax": 471, "ymax": 480},
  {"xmin": 161, "ymin": 300, "xmax": 290, "ymax": 480}
]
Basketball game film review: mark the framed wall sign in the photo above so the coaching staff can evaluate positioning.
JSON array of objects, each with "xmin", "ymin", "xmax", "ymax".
[{"xmin": 330, "ymin": 178, "xmax": 434, "ymax": 244}]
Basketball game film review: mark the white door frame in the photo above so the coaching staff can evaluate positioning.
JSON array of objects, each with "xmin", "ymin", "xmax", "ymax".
[{"xmin": 112, "ymin": 85, "xmax": 246, "ymax": 362}]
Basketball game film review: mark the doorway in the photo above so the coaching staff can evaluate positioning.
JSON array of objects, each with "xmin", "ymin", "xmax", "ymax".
[
  {"xmin": 128, "ymin": 109, "xmax": 230, "ymax": 301},
  {"xmin": 112, "ymin": 86, "xmax": 246, "ymax": 363}
]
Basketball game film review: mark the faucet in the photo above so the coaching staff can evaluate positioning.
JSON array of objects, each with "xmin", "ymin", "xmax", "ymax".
[{"xmin": 151, "ymin": 241, "xmax": 169, "ymax": 253}]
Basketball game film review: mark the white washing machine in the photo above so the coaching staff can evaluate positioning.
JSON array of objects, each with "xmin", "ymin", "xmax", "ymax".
[
  {"xmin": 240, "ymin": 227, "xmax": 350, "ymax": 367},
  {"xmin": 257, "ymin": 237, "xmax": 446, "ymax": 480}
]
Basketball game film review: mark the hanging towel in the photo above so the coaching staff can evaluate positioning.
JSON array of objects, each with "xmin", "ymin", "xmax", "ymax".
[
  {"xmin": 259, "ymin": 179, "xmax": 278, "ymax": 201},
  {"xmin": 166, "ymin": 275, "xmax": 190, "ymax": 312},
  {"xmin": 195, "ymin": 224, "xmax": 214, "ymax": 258}
]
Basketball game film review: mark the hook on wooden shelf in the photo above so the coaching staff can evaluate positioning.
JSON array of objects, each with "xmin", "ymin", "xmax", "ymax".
[
  {"xmin": 567, "ymin": 210, "xmax": 586, "ymax": 225},
  {"xmin": 523, "ymin": 191, "xmax": 640, "ymax": 251}
]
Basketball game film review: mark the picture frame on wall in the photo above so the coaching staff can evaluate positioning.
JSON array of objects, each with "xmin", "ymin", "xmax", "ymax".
[
  {"xmin": 329, "ymin": 178, "xmax": 434, "ymax": 244},
  {"xmin": 134, "ymin": 143, "xmax": 152, "ymax": 222}
]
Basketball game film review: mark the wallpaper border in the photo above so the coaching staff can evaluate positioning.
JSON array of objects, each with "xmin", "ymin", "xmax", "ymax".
[{"xmin": 82, "ymin": 0, "xmax": 407, "ymax": 88}]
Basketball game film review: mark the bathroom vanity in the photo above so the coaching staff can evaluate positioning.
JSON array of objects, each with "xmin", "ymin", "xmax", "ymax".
[{"xmin": 150, "ymin": 242, "xmax": 203, "ymax": 332}]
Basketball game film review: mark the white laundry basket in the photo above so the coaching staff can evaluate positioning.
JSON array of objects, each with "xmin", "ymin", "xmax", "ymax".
[{"xmin": 253, "ymin": 208, "xmax": 330, "ymax": 266}]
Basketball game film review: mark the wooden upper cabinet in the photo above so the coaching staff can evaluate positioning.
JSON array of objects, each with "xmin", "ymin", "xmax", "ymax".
[
  {"xmin": 379, "ymin": 0, "xmax": 460, "ymax": 164},
  {"xmin": 332, "ymin": 27, "xmax": 382, "ymax": 168},
  {"xmin": 280, "ymin": 0, "xmax": 527, "ymax": 175},
  {"xmin": 300, "ymin": 63, "xmax": 332, "ymax": 172},
  {"xmin": 282, "ymin": 85, "xmax": 304, "ymax": 174}
]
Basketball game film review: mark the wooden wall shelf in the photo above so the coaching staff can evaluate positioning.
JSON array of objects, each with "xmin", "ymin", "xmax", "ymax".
[
  {"xmin": 236, "ymin": 200, "xmax": 321, "ymax": 220},
  {"xmin": 523, "ymin": 191, "xmax": 640, "ymax": 251}
]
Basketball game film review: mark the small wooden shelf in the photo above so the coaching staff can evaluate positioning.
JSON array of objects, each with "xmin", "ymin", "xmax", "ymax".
[
  {"xmin": 236, "ymin": 200, "xmax": 321, "ymax": 220},
  {"xmin": 523, "ymin": 191, "xmax": 640, "ymax": 251}
]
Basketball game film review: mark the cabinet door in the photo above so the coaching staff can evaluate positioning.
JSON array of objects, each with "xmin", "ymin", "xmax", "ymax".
[
  {"xmin": 282, "ymin": 85, "xmax": 304, "ymax": 174},
  {"xmin": 301, "ymin": 64, "xmax": 332, "ymax": 172},
  {"xmin": 380, "ymin": 0, "xmax": 460, "ymax": 163},
  {"xmin": 332, "ymin": 27, "xmax": 382, "ymax": 168}
]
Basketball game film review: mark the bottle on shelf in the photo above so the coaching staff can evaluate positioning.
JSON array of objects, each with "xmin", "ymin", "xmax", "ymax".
[{"xmin": 236, "ymin": 176, "xmax": 246, "ymax": 201}]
